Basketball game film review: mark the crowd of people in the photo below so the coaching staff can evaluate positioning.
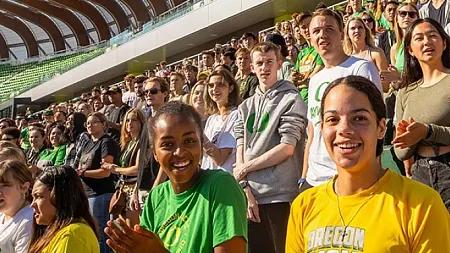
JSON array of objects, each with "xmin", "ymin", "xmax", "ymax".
[{"xmin": 1, "ymin": 0, "xmax": 450, "ymax": 252}]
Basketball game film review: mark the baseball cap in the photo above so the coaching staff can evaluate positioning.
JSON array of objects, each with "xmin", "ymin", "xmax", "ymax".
[
  {"xmin": 386, "ymin": 0, "xmax": 400, "ymax": 6},
  {"xmin": 107, "ymin": 85, "xmax": 122, "ymax": 94},
  {"xmin": 43, "ymin": 109, "xmax": 54, "ymax": 117}
]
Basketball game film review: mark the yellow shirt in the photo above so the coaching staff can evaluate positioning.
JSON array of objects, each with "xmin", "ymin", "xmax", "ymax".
[
  {"xmin": 286, "ymin": 169, "xmax": 450, "ymax": 253},
  {"xmin": 42, "ymin": 222, "xmax": 99, "ymax": 253}
]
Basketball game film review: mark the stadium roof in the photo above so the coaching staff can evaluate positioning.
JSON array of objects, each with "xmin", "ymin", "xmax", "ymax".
[{"xmin": 0, "ymin": 0, "xmax": 181, "ymax": 60}]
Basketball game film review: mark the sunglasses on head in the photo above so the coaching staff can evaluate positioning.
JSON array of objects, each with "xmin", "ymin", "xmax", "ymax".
[
  {"xmin": 398, "ymin": 11, "xmax": 417, "ymax": 19},
  {"xmin": 144, "ymin": 87, "xmax": 161, "ymax": 95}
]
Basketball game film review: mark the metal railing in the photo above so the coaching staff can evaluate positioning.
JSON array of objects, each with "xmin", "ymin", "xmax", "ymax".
[{"xmin": 167, "ymin": 0, "xmax": 349, "ymax": 68}]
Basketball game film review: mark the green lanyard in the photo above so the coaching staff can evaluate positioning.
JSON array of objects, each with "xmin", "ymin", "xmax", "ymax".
[{"xmin": 120, "ymin": 140, "xmax": 137, "ymax": 167}]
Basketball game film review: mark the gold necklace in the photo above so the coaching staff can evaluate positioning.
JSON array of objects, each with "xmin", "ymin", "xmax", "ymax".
[{"xmin": 334, "ymin": 169, "xmax": 384, "ymax": 241}]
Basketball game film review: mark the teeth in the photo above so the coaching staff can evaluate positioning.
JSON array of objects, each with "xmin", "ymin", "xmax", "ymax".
[
  {"xmin": 338, "ymin": 143, "xmax": 359, "ymax": 149},
  {"xmin": 173, "ymin": 160, "xmax": 190, "ymax": 168}
]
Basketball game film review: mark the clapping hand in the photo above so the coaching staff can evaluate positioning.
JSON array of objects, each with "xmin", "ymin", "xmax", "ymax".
[
  {"xmin": 105, "ymin": 218, "xmax": 168, "ymax": 253},
  {"xmin": 101, "ymin": 162, "xmax": 118, "ymax": 174},
  {"xmin": 380, "ymin": 65, "xmax": 402, "ymax": 84},
  {"xmin": 392, "ymin": 118, "xmax": 428, "ymax": 149}
]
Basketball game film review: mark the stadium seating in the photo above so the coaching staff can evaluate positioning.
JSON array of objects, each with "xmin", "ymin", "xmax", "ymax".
[{"xmin": 0, "ymin": 48, "xmax": 105, "ymax": 103}]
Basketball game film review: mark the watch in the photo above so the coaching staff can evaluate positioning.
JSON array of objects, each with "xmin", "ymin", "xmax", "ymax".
[
  {"xmin": 239, "ymin": 181, "xmax": 250, "ymax": 189},
  {"xmin": 426, "ymin": 124, "xmax": 433, "ymax": 139}
]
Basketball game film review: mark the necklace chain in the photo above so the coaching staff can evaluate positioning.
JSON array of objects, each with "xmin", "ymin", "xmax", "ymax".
[{"xmin": 334, "ymin": 169, "xmax": 384, "ymax": 242}]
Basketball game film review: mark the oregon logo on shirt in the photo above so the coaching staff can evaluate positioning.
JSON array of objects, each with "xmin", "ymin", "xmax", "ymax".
[
  {"xmin": 307, "ymin": 226, "xmax": 365, "ymax": 252},
  {"xmin": 246, "ymin": 112, "xmax": 270, "ymax": 134},
  {"xmin": 299, "ymin": 54, "xmax": 315, "ymax": 74},
  {"xmin": 157, "ymin": 212, "xmax": 190, "ymax": 252}
]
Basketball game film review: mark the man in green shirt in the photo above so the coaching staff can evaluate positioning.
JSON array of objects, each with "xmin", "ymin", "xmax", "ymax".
[{"xmin": 292, "ymin": 12, "xmax": 325, "ymax": 104}]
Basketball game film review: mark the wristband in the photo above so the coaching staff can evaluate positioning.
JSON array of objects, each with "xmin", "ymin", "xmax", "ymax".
[
  {"xmin": 239, "ymin": 181, "xmax": 250, "ymax": 189},
  {"xmin": 298, "ymin": 178, "xmax": 306, "ymax": 186},
  {"xmin": 425, "ymin": 124, "xmax": 433, "ymax": 139}
]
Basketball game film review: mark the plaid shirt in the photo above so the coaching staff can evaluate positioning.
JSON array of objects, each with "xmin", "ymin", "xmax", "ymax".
[{"xmin": 65, "ymin": 132, "xmax": 90, "ymax": 169}]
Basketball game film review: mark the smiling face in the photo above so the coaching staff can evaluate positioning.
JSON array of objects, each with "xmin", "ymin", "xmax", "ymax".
[
  {"xmin": 31, "ymin": 180, "xmax": 56, "ymax": 225},
  {"xmin": 192, "ymin": 84, "xmax": 205, "ymax": 110},
  {"xmin": 409, "ymin": 22, "xmax": 446, "ymax": 65},
  {"xmin": 208, "ymin": 75, "xmax": 233, "ymax": 107},
  {"xmin": 153, "ymin": 114, "xmax": 202, "ymax": 193},
  {"xmin": 30, "ymin": 129, "xmax": 44, "ymax": 149},
  {"xmin": 321, "ymin": 85, "xmax": 385, "ymax": 171},
  {"xmin": 49, "ymin": 127, "xmax": 62, "ymax": 147},
  {"xmin": 310, "ymin": 15, "xmax": 344, "ymax": 58}
]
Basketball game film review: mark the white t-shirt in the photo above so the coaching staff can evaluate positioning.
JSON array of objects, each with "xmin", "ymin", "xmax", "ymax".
[
  {"xmin": 0, "ymin": 205, "xmax": 33, "ymax": 253},
  {"xmin": 122, "ymin": 91, "xmax": 137, "ymax": 107},
  {"xmin": 201, "ymin": 110, "xmax": 238, "ymax": 174},
  {"xmin": 306, "ymin": 56, "xmax": 382, "ymax": 186}
]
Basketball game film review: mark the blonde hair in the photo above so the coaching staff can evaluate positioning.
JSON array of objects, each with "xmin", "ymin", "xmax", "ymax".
[
  {"xmin": 344, "ymin": 16, "xmax": 376, "ymax": 55},
  {"xmin": 0, "ymin": 147, "xmax": 27, "ymax": 163},
  {"xmin": 394, "ymin": 3, "xmax": 419, "ymax": 49},
  {"xmin": 120, "ymin": 108, "xmax": 146, "ymax": 152},
  {"xmin": 189, "ymin": 80, "xmax": 206, "ymax": 107}
]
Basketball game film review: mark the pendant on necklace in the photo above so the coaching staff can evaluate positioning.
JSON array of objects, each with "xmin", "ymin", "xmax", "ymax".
[{"xmin": 341, "ymin": 228, "xmax": 348, "ymax": 241}]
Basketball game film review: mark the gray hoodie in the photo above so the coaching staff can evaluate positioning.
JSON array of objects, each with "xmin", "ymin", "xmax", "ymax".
[{"xmin": 234, "ymin": 80, "xmax": 307, "ymax": 204}]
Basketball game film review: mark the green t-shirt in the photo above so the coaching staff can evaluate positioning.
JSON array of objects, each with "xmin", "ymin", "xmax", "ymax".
[
  {"xmin": 378, "ymin": 14, "xmax": 391, "ymax": 31},
  {"xmin": 295, "ymin": 46, "xmax": 324, "ymax": 76},
  {"xmin": 140, "ymin": 170, "xmax": 247, "ymax": 253},
  {"xmin": 395, "ymin": 42, "xmax": 405, "ymax": 72},
  {"xmin": 20, "ymin": 127, "xmax": 30, "ymax": 150},
  {"xmin": 39, "ymin": 145, "xmax": 66, "ymax": 166},
  {"xmin": 299, "ymin": 87, "xmax": 308, "ymax": 105}
]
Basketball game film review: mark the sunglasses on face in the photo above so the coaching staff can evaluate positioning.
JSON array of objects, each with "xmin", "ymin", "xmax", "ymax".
[
  {"xmin": 144, "ymin": 87, "xmax": 161, "ymax": 95},
  {"xmin": 398, "ymin": 11, "xmax": 417, "ymax": 19},
  {"xmin": 362, "ymin": 18, "xmax": 374, "ymax": 23}
]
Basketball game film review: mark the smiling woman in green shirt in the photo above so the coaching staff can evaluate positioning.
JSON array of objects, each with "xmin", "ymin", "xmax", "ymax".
[
  {"xmin": 105, "ymin": 102, "xmax": 247, "ymax": 253},
  {"xmin": 38, "ymin": 124, "xmax": 67, "ymax": 167}
]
